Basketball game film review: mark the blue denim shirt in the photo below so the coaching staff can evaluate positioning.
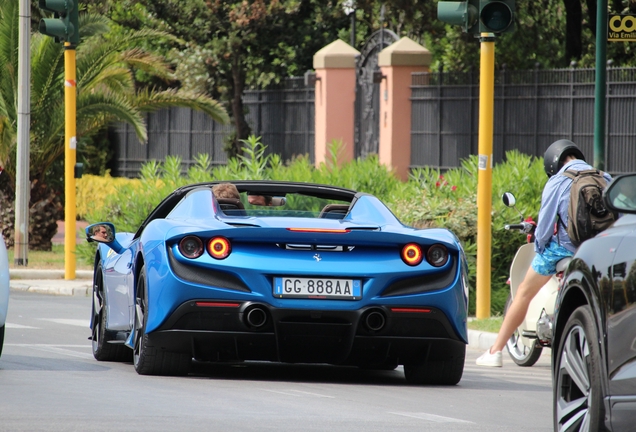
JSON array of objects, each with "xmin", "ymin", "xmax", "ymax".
[{"xmin": 535, "ymin": 159, "xmax": 612, "ymax": 254}]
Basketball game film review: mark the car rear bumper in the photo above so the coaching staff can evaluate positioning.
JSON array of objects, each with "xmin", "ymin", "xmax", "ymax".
[{"xmin": 149, "ymin": 300, "xmax": 466, "ymax": 365}]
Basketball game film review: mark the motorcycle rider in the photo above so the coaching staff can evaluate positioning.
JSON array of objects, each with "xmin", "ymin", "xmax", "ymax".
[{"xmin": 476, "ymin": 140, "xmax": 612, "ymax": 367}]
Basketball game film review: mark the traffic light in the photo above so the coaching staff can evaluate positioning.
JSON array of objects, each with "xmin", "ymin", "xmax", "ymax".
[
  {"xmin": 437, "ymin": 1, "xmax": 479, "ymax": 34},
  {"xmin": 479, "ymin": 1, "xmax": 515, "ymax": 34},
  {"xmin": 437, "ymin": 1, "xmax": 515, "ymax": 35},
  {"xmin": 38, "ymin": 0, "xmax": 79, "ymax": 44}
]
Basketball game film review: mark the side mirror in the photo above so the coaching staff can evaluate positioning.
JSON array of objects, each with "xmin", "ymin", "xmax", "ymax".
[
  {"xmin": 86, "ymin": 222, "xmax": 115, "ymax": 243},
  {"xmin": 604, "ymin": 174, "xmax": 636, "ymax": 214},
  {"xmin": 502, "ymin": 192, "xmax": 516, "ymax": 207}
]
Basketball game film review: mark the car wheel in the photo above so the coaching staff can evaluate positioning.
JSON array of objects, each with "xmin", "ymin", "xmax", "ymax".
[
  {"xmin": 91, "ymin": 263, "xmax": 131, "ymax": 362},
  {"xmin": 553, "ymin": 305, "xmax": 605, "ymax": 432},
  {"xmin": 404, "ymin": 344, "xmax": 465, "ymax": 385},
  {"xmin": 0, "ymin": 325, "xmax": 4, "ymax": 359},
  {"xmin": 133, "ymin": 266, "xmax": 191, "ymax": 376},
  {"xmin": 504, "ymin": 294, "xmax": 543, "ymax": 367}
]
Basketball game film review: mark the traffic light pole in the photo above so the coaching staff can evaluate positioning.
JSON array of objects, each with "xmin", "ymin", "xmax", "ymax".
[
  {"xmin": 437, "ymin": 1, "xmax": 514, "ymax": 318},
  {"xmin": 476, "ymin": 34, "xmax": 496, "ymax": 319},
  {"xmin": 64, "ymin": 42, "xmax": 77, "ymax": 280}
]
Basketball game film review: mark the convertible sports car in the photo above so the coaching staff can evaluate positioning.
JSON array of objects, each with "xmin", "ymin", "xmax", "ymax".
[
  {"xmin": 0, "ymin": 234, "xmax": 8, "ymax": 359},
  {"xmin": 86, "ymin": 180, "xmax": 469, "ymax": 385}
]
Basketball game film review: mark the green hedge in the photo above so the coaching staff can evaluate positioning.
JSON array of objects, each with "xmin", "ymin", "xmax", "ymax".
[{"xmin": 77, "ymin": 136, "xmax": 546, "ymax": 315}]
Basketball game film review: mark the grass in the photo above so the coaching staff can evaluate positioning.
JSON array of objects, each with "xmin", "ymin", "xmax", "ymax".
[
  {"xmin": 8, "ymin": 244, "xmax": 92, "ymax": 270},
  {"xmin": 467, "ymin": 316, "xmax": 503, "ymax": 334}
]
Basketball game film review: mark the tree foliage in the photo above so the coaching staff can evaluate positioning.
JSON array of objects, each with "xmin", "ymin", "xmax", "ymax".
[
  {"xmin": 0, "ymin": 0, "xmax": 228, "ymax": 248},
  {"xmin": 358, "ymin": 0, "xmax": 636, "ymax": 71},
  {"xmin": 104, "ymin": 0, "xmax": 347, "ymax": 157}
]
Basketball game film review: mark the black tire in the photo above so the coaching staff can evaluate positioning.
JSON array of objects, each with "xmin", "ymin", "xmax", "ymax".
[
  {"xmin": 504, "ymin": 294, "xmax": 543, "ymax": 367},
  {"xmin": 91, "ymin": 263, "xmax": 131, "ymax": 362},
  {"xmin": 403, "ymin": 344, "xmax": 465, "ymax": 385},
  {"xmin": 0, "ymin": 325, "xmax": 4, "ymax": 359},
  {"xmin": 133, "ymin": 266, "xmax": 191, "ymax": 376},
  {"xmin": 553, "ymin": 305, "xmax": 606, "ymax": 432}
]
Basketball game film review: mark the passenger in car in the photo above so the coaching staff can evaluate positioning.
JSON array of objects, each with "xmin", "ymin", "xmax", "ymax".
[
  {"xmin": 212, "ymin": 183, "xmax": 240, "ymax": 200},
  {"xmin": 248, "ymin": 194, "xmax": 272, "ymax": 206}
]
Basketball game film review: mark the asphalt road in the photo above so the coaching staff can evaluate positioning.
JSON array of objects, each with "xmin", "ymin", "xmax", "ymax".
[{"xmin": 0, "ymin": 292, "xmax": 553, "ymax": 432}]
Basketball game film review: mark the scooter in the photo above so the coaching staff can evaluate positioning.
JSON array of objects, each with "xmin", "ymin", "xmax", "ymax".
[{"xmin": 501, "ymin": 192, "xmax": 570, "ymax": 367}]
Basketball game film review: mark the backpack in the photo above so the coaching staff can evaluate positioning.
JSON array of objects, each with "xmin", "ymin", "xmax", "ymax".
[{"xmin": 561, "ymin": 169, "xmax": 616, "ymax": 247}]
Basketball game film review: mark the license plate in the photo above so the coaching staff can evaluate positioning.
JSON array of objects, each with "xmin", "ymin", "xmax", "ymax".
[{"xmin": 273, "ymin": 277, "xmax": 361, "ymax": 300}]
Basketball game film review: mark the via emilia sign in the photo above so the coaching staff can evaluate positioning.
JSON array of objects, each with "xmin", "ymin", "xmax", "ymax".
[{"xmin": 608, "ymin": 15, "xmax": 636, "ymax": 41}]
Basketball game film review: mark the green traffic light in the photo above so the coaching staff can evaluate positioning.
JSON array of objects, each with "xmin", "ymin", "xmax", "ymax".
[
  {"xmin": 38, "ymin": 0, "xmax": 79, "ymax": 44},
  {"xmin": 479, "ymin": 1, "xmax": 514, "ymax": 33},
  {"xmin": 39, "ymin": 0, "xmax": 73, "ymax": 15},
  {"xmin": 437, "ymin": 1, "xmax": 479, "ymax": 33},
  {"xmin": 39, "ymin": 19, "xmax": 73, "ymax": 38}
]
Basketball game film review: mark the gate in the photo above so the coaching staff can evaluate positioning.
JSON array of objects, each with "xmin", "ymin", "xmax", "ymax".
[{"xmin": 354, "ymin": 29, "xmax": 399, "ymax": 159}]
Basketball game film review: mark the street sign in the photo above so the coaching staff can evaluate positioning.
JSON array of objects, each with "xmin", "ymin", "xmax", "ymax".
[{"xmin": 608, "ymin": 15, "xmax": 636, "ymax": 42}]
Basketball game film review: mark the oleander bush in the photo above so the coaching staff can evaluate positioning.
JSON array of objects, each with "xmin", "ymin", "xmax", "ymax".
[{"xmin": 76, "ymin": 135, "xmax": 546, "ymax": 315}]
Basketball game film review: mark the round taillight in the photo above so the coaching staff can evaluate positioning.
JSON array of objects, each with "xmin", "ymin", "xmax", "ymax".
[
  {"xmin": 207, "ymin": 236, "xmax": 231, "ymax": 259},
  {"xmin": 179, "ymin": 236, "xmax": 203, "ymax": 259},
  {"xmin": 401, "ymin": 243, "xmax": 423, "ymax": 266},
  {"xmin": 427, "ymin": 244, "xmax": 449, "ymax": 267}
]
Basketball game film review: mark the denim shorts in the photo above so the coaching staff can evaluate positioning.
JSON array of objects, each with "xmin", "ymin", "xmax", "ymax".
[{"xmin": 531, "ymin": 241, "xmax": 574, "ymax": 276}]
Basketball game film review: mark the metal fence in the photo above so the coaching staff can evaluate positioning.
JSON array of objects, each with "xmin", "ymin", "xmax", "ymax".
[
  {"xmin": 410, "ymin": 66, "xmax": 636, "ymax": 174},
  {"xmin": 111, "ymin": 77, "xmax": 314, "ymax": 177},
  {"xmin": 111, "ymin": 67, "xmax": 636, "ymax": 178}
]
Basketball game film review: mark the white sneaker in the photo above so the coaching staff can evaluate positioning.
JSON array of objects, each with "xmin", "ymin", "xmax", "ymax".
[{"xmin": 476, "ymin": 348, "xmax": 503, "ymax": 367}]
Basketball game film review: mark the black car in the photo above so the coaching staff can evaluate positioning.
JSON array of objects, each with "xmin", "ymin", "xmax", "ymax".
[{"xmin": 552, "ymin": 173, "xmax": 636, "ymax": 431}]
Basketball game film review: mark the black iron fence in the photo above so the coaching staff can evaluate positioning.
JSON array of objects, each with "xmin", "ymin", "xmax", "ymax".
[
  {"xmin": 111, "ymin": 67, "xmax": 636, "ymax": 178},
  {"xmin": 410, "ymin": 66, "xmax": 636, "ymax": 174},
  {"xmin": 111, "ymin": 77, "xmax": 314, "ymax": 177}
]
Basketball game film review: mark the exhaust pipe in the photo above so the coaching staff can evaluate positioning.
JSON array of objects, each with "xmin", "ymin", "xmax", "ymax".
[
  {"xmin": 245, "ymin": 307, "xmax": 267, "ymax": 328},
  {"xmin": 364, "ymin": 309, "xmax": 386, "ymax": 332}
]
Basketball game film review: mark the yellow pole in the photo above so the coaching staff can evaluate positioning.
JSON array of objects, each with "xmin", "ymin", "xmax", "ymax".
[
  {"xmin": 64, "ymin": 43, "xmax": 77, "ymax": 280},
  {"xmin": 476, "ymin": 35, "xmax": 495, "ymax": 319}
]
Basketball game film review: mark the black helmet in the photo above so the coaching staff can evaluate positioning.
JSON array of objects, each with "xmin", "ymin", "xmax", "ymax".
[{"xmin": 543, "ymin": 139, "xmax": 585, "ymax": 177}]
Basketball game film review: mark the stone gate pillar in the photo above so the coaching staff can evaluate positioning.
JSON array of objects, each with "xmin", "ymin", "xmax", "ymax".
[
  {"xmin": 378, "ymin": 37, "xmax": 432, "ymax": 181},
  {"xmin": 313, "ymin": 40, "xmax": 360, "ymax": 167}
]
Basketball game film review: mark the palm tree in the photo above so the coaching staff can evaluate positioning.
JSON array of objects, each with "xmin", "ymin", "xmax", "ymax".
[{"xmin": 0, "ymin": 0, "xmax": 229, "ymax": 249}]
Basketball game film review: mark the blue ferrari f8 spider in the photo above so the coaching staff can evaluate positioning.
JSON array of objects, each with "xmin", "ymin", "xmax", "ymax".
[{"xmin": 87, "ymin": 181, "xmax": 469, "ymax": 385}]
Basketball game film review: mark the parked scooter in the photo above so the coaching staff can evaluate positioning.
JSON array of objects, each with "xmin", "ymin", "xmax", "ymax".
[{"xmin": 501, "ymin": 192, "xmax": 570, "ymax": 367}]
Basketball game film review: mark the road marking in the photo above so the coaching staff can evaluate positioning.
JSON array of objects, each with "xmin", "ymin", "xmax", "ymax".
[
  {"xmin": 39, "ymin": 318, "xmax": 90, "ymax": 327},
  {"xmin": 260, "ymin": 389, "xmax": 335, "ymax": 398},
  {"xmin": 285, "ymin": 390, "xmax": 335, "ymax": 398},
  {"xmin": 5, "ymin": 323, "xmax": 39, "ymax": 329},
  {"xmin": 6, "ymin": 344, "xmax": 93, "ymax": 359},
  {"xmin": 260, "ymin": 389, "xmax": 299, "ymax": 397},
  {"xmin": 389, "ymin": 412, "xmax": 474, "ymax": 424}
]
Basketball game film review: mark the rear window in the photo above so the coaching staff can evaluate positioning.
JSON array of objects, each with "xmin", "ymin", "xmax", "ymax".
[{"xmin": 238, "ymin": 192, "xmax": 350, "ymax": 219}]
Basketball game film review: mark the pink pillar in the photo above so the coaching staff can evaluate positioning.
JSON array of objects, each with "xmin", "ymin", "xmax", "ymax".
[
  {"xmin": 313, "ymin": 40, "xmax": 359, "ymax": 167},
  {"xmin": 378, "ymin": 37, "xmax": 432, "ymax": 181}
]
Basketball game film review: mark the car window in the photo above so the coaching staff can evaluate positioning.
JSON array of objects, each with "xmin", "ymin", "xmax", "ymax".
[{"xmin": 241, "ymin": 192, "xmax": 349, "ymax": 218}]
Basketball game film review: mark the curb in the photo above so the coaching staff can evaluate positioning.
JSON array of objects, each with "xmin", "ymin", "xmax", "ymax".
[
  {"xmin": 467, "ymin": 329, "xmax": 498, "ymax": 352},
  {"xmin": 10, "ymin": 280, "xmax": 92, "ymax": 297},
  {"xmin": 9, "ymin": 269, "xmax": 93, "ymax": 297},
  {"xmin": 9, "ymin": 269, "xmax": 93, "ymax": 280}
]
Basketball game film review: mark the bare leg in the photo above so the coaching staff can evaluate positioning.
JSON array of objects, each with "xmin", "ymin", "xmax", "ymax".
[{"xmin": 490, "ymin": 267, "xmax": 552, "ymax": 353}]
